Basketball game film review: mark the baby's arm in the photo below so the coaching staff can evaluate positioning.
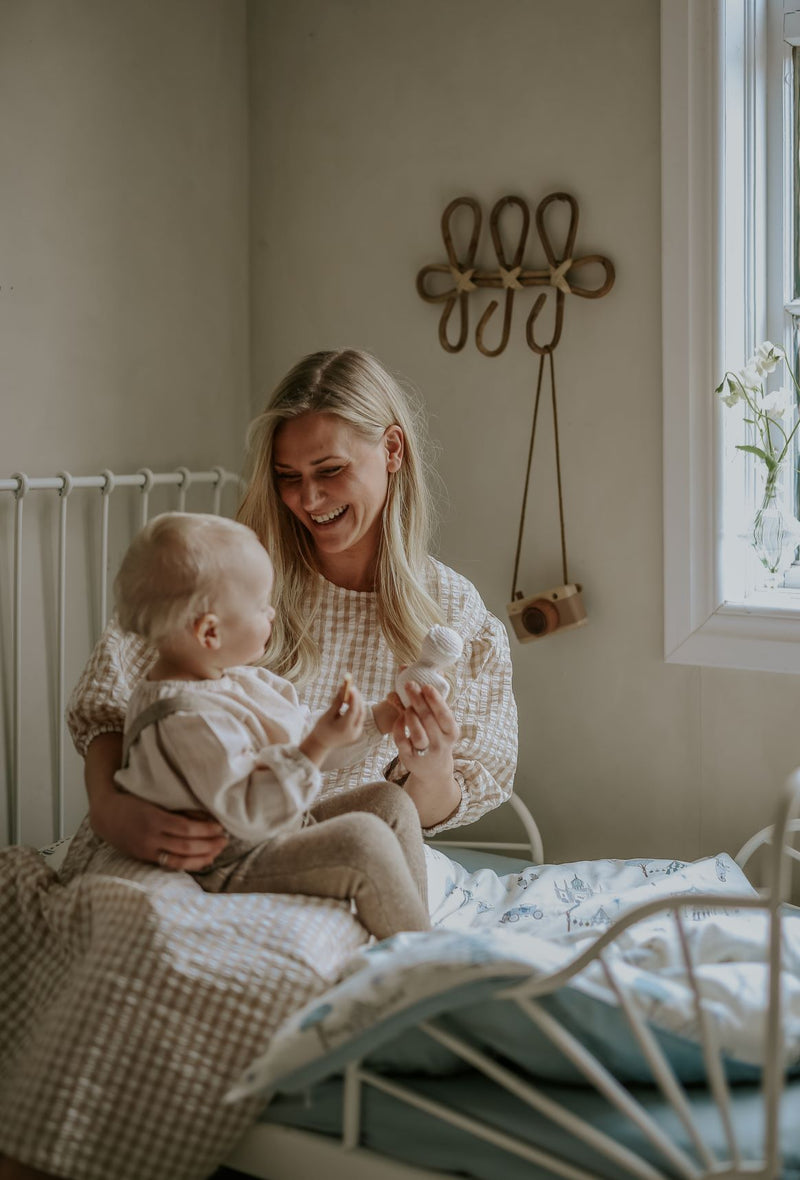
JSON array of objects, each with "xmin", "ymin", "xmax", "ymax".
[
  {"xmin": 136, "ymin": 710, "xmax": 326, "ymax": 842},
  {"xmin": 301, "ymin": 679, "xmax": 369, "ymax": 769},
  {"xmin": 304, "ymin": 681, "xmax": 402, "ymax": 771}
]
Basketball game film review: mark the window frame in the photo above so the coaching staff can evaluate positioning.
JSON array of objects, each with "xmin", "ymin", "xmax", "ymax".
[{"xmin": 662, "ymin": 0, "xmax": 800, "ymax": 674}]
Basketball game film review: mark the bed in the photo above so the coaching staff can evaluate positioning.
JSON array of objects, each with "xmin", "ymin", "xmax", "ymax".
[
  {"xmin": 1, "ymin": 467, "xmax": 799, "ymax": 1180},
  {"xmin": 222, "ymin": 803, "xmax": 800, "ymax": 1180}
]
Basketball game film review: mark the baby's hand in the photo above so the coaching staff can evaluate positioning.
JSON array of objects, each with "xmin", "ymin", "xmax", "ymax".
[
  {"xmin": 317, "ymin": 681, "xmax": 366, "ymax": 747},
  {"xmin": 300, "ymin": 678, "xmax": 366, "ymax": 764}
]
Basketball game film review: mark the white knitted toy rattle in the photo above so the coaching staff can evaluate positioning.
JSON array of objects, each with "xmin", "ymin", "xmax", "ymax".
[{"xmin": 395, "ymin": 625, "xmax": 464, "ymax": 707}]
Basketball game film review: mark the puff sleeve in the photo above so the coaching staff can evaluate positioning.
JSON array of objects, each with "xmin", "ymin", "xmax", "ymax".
[
  {"xmin": 387, "ymin": 562, "xmax": 519, "ymax": 837},
  {"xmin": 66, "ymin": 617, "xmax": 156, "ymax": 756}
]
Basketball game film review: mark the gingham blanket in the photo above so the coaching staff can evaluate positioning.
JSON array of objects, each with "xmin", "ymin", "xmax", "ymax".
[{"xmin": 0, "ymin": 820, "xmax": 366, "ymax": 1180}]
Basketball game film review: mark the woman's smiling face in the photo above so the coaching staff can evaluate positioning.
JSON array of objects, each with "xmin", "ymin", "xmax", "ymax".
[{"xmin": 273, "ymin": 411, "xmax": 403, "ymax": 585}]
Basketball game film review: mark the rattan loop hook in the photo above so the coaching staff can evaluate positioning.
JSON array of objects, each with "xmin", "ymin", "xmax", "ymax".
[
  {"xmin": 476, "ymin": 298, "xmax": 513, "ymax": 357},
  {"xmin": 100, "ymin": 469, "xmax": 116, "ymax": 495},
  {"xmin": 175, "ymin": 466, "xmax": 193, "ymax": 491},
  {"xmin": 525, "ymin": 291, "xmax": 564, "ymax": 355},
  {"xmin": 137, "ymin": 467, "xmax": 155, "ymax": 494}
]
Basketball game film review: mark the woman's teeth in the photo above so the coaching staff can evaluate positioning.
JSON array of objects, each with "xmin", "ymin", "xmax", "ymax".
[{"xmin": 311, "ymin": 505, "xmax": 347, "ymax": 524}]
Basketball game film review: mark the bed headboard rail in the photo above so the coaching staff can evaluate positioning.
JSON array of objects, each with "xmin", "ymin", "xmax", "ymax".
[{"xmin": 0, "ymin": 467, "xmax": 239, "ymax": 848}]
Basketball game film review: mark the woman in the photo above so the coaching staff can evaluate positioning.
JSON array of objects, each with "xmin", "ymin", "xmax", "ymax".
[{"xmin": 69, "ymin": 349, "xmax": 518, "ymax": 866}]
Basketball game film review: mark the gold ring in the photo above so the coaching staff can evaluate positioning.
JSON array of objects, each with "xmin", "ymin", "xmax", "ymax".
[
  {"xmin": 158, "ymin": 850, "xmax": 169, "ymax": 869},
  {"xmin": 413, "ymin": 747, "xmax": 428, "ymax": 757}
]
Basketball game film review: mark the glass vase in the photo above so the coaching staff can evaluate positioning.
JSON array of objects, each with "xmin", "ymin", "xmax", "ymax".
[{"xmin": 750, "ymin": 466, "xmax": 800, "ymax": 587}]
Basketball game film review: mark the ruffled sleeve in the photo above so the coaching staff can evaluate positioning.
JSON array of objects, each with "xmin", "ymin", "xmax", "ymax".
[
  {"xmin": 386, "ymin": 561, "xmax": 519, "ymax": 837},
  {"xmin": 424, "ymin": 605, "xmax": 518, "ymax": 836},
  {"xmin": 66, "ymin": 617, "xmax": 156, "ymax": 756}
]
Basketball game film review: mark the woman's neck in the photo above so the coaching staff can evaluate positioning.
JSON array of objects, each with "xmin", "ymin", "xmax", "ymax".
[{"xmin": 315, "ymin": 549, "xmax": 377, "ymax": 592}]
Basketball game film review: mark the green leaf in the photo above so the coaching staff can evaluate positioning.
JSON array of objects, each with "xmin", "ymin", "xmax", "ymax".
[{"xmin": 736, "ymin": 445, "xmax": 778, "ymax": 471}]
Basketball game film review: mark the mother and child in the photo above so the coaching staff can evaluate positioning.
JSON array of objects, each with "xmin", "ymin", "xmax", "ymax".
[
  {"xmin": 0, "ymin": 348, "xmax": 519, "ymax": 1180},
  {"xmin": 67, "ymin": 348, "xmax": 519, "ymax": 889}
]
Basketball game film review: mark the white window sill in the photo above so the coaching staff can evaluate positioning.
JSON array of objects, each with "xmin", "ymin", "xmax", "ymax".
[{"xmin": 666, "ymin": 605, "xmax": 800, "ymax": 675}]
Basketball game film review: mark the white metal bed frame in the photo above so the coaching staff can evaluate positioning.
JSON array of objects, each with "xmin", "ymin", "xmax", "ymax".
[
  {"xmin": 0, "ymin": 466, "xmax": 239, "ymax": 847},
  {"xmin": 2, "ymin": 469, "xmax": 797, "ymax": 1180}
]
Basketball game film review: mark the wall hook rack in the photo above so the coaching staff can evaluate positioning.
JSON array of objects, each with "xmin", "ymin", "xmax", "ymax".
[{"xmin": 416, "ymin": 191, "xmax": 614, "ymax": 356}]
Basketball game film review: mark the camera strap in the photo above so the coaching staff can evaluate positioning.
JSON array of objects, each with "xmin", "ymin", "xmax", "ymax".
[{"xmin": 510, "ymin": 350, "xmax": 570, "ymax": 601}]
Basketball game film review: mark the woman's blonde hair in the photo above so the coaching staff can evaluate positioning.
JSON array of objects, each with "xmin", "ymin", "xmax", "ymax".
[
  {"xmin": 114, "ymin": 512, "xmax": 263, "ymax": 644},
  {"xmin": 238, "ymin": 349, "xmax": 442, "ymax": 684}
]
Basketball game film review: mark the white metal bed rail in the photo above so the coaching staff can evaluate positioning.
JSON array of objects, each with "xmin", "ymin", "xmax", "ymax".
[
  {"xmin": 429, "ymin": 791, "xmax": 544, "ymax": 865},
  {"xmin": 0, "ymin": 466, "xmax": 239, "ymax": 846},
  {"xmin": 333, "ymin": 770, "xmax": 800, "ymax": 1180}
]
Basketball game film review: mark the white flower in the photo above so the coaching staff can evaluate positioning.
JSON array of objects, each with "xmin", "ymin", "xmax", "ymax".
[
  {"xmin": 716, "ymin": 344, "xmax": 800, "ymax": 487},
  {"xmin": 751, "ymin": 341, "xmax": 782, "ymax": 376},
  {"xmin": 760, "ymin": 385, "xmax": 794, "ymax": 419},
  {"xmin": 738, "ymin": 364, "xmax": 762, "ymax": 392},
  {"xmin": 720, "ymin": 382, "xmax": 744, "ymax": 408}
]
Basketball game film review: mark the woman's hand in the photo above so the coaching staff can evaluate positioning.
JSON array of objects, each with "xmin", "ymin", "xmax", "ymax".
[
  {"xmin": 85, "ymin": 732, "xmax": 227, "ymax": 870},
  {"xmin": 391, "ymin": 682, "xmax": 462, "ymax": 828},
  {"xmin": 372, "ymin": 691, "xmax": 403, "ymax": 735}
]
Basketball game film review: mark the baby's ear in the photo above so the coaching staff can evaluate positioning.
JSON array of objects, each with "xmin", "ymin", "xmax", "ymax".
[{"xmin": 193, "ymin": 612, "xmax": 221, "ymax": 650}]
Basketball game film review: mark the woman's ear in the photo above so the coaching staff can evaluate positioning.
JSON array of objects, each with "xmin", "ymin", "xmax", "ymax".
[
  {"xmin": 385, "ymin": 425, "xmax": 404, "ymax": 473},
  {"xmin": 193, "ymin": 613, "xmax": 221, "ymax": 651}
]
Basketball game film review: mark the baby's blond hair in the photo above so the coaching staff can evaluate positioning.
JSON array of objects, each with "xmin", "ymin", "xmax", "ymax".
[{"xmin": 114, "ymin": 512, "xmax": 265, "ymax": 643}]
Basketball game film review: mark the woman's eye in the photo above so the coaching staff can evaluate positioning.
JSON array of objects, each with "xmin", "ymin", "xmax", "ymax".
[{"xmin": 274, "ymin": 466, "xmax": 344, "ymax": 481}]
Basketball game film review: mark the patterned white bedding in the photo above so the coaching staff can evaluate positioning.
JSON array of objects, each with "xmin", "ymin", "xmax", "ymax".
[{"xmin": 230, "ymin": 846, "xmax": 800, "ymax": 1100}]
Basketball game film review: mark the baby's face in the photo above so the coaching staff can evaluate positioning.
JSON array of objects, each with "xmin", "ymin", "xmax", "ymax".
[{"xmin": 215, "ymin": 538, "xmax": 276, "ymax": 667}]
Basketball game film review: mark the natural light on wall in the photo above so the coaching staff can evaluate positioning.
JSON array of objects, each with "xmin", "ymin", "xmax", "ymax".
[{"xmin": 662, "ymin": 0, "xmax": 800, "ymax": 673}]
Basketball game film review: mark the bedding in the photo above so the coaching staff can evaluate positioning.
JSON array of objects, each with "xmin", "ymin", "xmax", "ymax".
[
  {"xmin": 0, "ymin": 819, "xmax": 367, "ymax": 1180},
  {"xmin": 3, "ymin": 835, "xmax": 798, "ymax": 1180},
  {"xmin": 230, "ymin": 846, "xmax": 800, "ymax": 1099}
]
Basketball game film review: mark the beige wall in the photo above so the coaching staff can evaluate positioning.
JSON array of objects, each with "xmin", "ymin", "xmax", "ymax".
[
  {"xmin": 0, "ymin": 0, "xmax": 249, "ymax": 477},
  {"xmin": 248, "ymin": 0, "xmax": 800, "ymax": 866},
  {"xmin": 0, "ymin": 0, "xmax": 249, "ymax": 843}
]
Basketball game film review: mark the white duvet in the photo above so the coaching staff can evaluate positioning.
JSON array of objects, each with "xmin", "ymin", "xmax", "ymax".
[{"xmin": 230, "ymin": 847, "xmax": 800, "ymax": 1099}]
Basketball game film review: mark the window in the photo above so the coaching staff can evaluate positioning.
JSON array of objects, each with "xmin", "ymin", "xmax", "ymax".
[{"xmin": 662, "ymin": 0, "xmax": 800, "ymax": 673}]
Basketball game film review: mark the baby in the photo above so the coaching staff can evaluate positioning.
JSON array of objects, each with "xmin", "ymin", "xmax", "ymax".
[{"xmin": 112, "ymin": 512, "xmax": 430, "ymax": 939}]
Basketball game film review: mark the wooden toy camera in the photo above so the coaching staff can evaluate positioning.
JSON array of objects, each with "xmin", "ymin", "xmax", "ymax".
[{"xmin": 507, "ymin": 583, "xmax": 587, "ymax": 643}]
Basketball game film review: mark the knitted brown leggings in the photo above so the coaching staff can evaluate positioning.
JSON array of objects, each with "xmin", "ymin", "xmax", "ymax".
[{"xmin": 199, "ymin": 781, "xmax": 430, "ymax": 941}]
